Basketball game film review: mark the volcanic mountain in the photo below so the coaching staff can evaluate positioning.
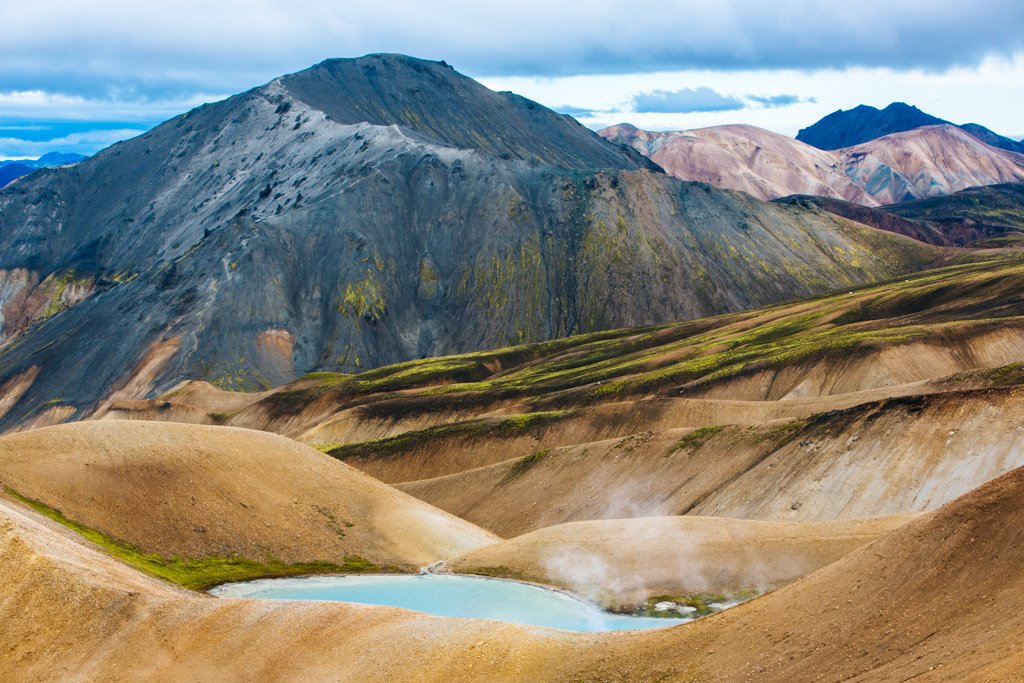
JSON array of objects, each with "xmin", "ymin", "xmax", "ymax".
[
  {"xmin": 602, "ymin": 122, "xmax": 1024, "ymax": 205},
  {"xmin": 796, "ymin": 101, "xmax": 1024, "ymax": 153},
  {"xmin": 0, "ymin": 54, "xmax": 937, "ymax": 431}
]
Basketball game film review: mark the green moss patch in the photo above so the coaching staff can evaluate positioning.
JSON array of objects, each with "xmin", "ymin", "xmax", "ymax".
[
  {"xmin": 4, "ymin": 487, "xmax": 383, "ymax": 590},
  {"xmin": 318, "ymin": 410, "xmax": 573, "ymax": 460},
  {"xmin": 506, "ymin": 449, "xmax": 551, "ymax": 479},
  {"xmin": 670, "ymin": 425, "xmax": 724, "ymax": 453}
]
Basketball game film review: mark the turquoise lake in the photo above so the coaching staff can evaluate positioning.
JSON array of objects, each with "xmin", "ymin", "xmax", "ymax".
[{"xmin": 210, "ymin": 573, "xmax": 691, "ymax": 632}]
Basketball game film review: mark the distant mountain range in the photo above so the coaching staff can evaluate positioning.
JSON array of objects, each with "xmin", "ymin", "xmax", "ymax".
[
  {"xmin": 0, "ymin": 152, "xmax": 87, "ymax": 188},
  {"xmin": 601, "ymin": 122, "xmax": 1024, "ymax": 205},
  {"xmin": 0, "ymin": 54, "xmax": 937, "ymax": 429},
  {"xmin": 796, "ymin": 102, "xmax": 1024, "ymax": 154}
]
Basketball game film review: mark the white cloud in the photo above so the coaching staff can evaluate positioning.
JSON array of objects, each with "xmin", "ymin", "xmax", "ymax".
[
  {"xmin": 481, "ymin": 55, "xmax": 1024, "ymax": 138},
  {"xmin": 0, "ymin": 90, "xmax": 226, "ymax": 121}
]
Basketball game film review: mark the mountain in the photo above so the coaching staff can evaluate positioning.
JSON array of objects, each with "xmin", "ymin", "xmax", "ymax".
[
  {"xmin": 0, "ymin": 152, "xmax": 87, "ymax": 188},
  {"xmin": 600, "ymin": 123, "xmax": 875, "ymax": 204},
  {"xmin": 604, "ymin": 122, "xmax": 1024, "ymax": 205},
  {"xmin": 884, "ymin": 182, "xmax": 1024, "ymax": 247},
  {"xmin": 846, "ymin": 125, "xmax": 1024, "ymax": 203},
  {"xmin": 0, "ymin": 54, "xmax": 938, "ymax": 430},
  {"xmin": 778, "ymin": 182, "xmax": 1024, "ymax": 247},
  {"xmin": 0, "ymin": 163, "xmax": 34, "ymax": 188},
  {"xmin": 796, "ymin": 102, "xmax": 945, "ymax": 149},
  {"xmin": 797, "ymin": 101, "xmax": 1024, "ymax": 153}
]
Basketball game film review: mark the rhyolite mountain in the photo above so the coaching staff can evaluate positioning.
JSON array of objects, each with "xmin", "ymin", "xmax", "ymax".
[
  {"xmin": 0, "ymin": 152, "xmax": 87, "ymax": 188},
  {"xmin": 797, "ymin": 102, "xmax": 1024, "ymax": 154},
  {"xmin": 603, "ymin": 122, "xmax": 1024, "ymax": 205},
  {"xmin": 0, "ymin": 54, "xmax": 938, "ymax": 429}
]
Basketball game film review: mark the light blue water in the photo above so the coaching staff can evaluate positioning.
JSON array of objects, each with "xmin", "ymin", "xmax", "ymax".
[{"xmin": 210, "ymin": 574, "xmax": 691, "ymax": 632}]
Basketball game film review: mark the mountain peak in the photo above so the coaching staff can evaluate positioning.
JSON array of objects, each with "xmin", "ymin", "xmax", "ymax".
[
  {"xmin": 798, "ymin": 102, "xmax": 1024, "ymax": 154},
  {"xmin": 797, "ymin": 102, "xmax": 947, "ymax": 150},
  {"xmin": 276, "ymin": 54, "xmax": 644, "ymax": 169}
]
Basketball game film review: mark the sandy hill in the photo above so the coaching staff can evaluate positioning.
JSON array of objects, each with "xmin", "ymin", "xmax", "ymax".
[
  {"xmin": 4, "ymin": 458, "xmax": 1024, "ymax": 680},
  {"xmin": 602, "ymin": 122, "xmax": 1024, "ymax": 205},
  {"xmin": 0, "ymin": 496, "xmax": 573, "ymax": 682},
  {"xmin": 0, "ymin": 421, "xmax": 496, "ymax": 574}
]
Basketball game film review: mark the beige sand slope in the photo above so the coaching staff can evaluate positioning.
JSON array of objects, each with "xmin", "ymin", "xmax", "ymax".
[
  {"xmin": 580, "ymin": 465, "xmax": 1024, "ymax": 682},
  {"xmin": 0, "ymin": 421, "xmax": 496, "ymax": 568},
  {"xmin": 0, "ymin": 497, "xmax": 572, "ymax": 682},
  {"xmin": 401, "ymin": 386, "xmax": 1024, "ymax": 536},
  {"xmin": 4, "ymin": 463, "xmax": 1024, "ymax": 681},
  {"xmin": 448, "ymin": 514, "xmax": 913, "ymax": 604}
]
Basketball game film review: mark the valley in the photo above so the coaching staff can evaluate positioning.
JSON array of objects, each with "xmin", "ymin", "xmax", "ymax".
[{"xmin": 1, "ymin": 49, "xmax": 1024, "ymax": 682}]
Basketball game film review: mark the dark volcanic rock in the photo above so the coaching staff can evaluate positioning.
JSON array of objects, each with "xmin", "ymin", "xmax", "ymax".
[
  {"xmin": 957, "ymin": 124, "xmax": 1024, "ymax": 155},
  {"xmin": 774, "ymin": 195, "xmax": 950, "ymax": 245},
  {"xmin": 0, "ymin": 55, "xmax": 937, "ymax": 429}
]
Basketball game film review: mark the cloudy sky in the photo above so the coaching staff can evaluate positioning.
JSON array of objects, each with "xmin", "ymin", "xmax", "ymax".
[{"xmin": 1, "ymin": 0, "xmax": 1022, "ymax": 159}]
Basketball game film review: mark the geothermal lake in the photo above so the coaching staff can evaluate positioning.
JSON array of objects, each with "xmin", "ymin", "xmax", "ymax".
[{"xmin": 211, "ymin": 574, "xmax": 691, "ymax": 632}]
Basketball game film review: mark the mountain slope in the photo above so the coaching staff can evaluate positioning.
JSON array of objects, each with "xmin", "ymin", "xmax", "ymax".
[
  {"xmin": 778, "ymin": 182, "xmax": 1024, "ymax": 247},
  {"xmin": 600, "ymin": 123, "xmax": 875, "ymax": 204},
  {"xmin": 0, "ymin": 421, "xmax": 496, "ymax": 572},
  {"xmin": 885, "ymin": 181, "xmax": 1024, "ymax": 246},
  {"xmin": 281, "ymin": 55, "xmax": 657, "ymax": 170},
  {"xmin": 844, "ymin": 124, "xmax": 1024, "ymax": 203},
  {"xmin": 0, "ymin": 55, "xmax": 938, "ymax": 431},
  {"xmin": 797, "ymin": 101, "xmax": 1024, "ymax": 153},
  {"xmin": 0, "ymin": 164, "xmax": 33, "ymax": 188},
  {"xmin": 796, "ymin": 102, "xmax": 946, "ymax": 149},
  {"xmin": 604, "ymin": 122, "xmax": 1024, "ymax": 205}
]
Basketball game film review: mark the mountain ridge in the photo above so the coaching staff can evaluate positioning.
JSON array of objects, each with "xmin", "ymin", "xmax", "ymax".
[
  {"xmin": 797, "ymin": 101, "xmax": 1024, "ymax": 153},
  {"xmin": 602, "ymin": 122, "xmax": 1024, "ymax": 205}
]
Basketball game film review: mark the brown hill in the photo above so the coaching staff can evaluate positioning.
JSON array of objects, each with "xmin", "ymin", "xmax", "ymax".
[
  {"xmin": 0, "ymin": 421, "xmax": 496, "ymax": 572},
  {"xmin": 400, "ymin": 384, "xmax": 1024, "ymax": 536},
  {"xmin": 4, "ymin": 457, "xmax": 1024, "ymax": 680}
]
